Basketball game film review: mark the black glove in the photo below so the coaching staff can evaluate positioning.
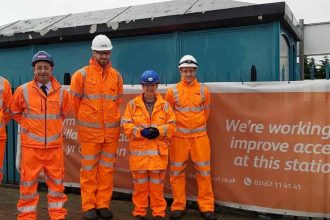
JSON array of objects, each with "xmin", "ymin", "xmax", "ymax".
[
  {"xmin": 147, "ymin": 127, "xmax": 160, "ymax": 139},
  {"xmin": 140, "ymin": 128, "xmax": 153, "ymax": 139}
]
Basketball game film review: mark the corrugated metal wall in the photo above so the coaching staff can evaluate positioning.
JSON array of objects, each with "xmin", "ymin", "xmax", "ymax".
[{"xmin": 1, "ymin": 21, "xmax": 298, "ymax": 184}]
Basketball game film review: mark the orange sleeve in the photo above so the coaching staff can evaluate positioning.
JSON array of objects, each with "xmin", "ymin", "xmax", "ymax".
[
  {"xmin": 156, "ymin": 101, "xmax": 176, "ymax": 139},
  {"xmin": 69, "ymin": 70, "xmax": 84, "ymax": 117},
  {"xmin": 10, "ymin": 86, "xmax": 24, "ymax": 124},
  {"xmin": 116, "ymin": 71, "xmax": 123, "ymax": 108},
  {"xmin": 164, "ymin": 87, "xmax": 175, "ymax": 109},
  {"xmin": 122, "ymin": 100, "xmax": 144, "ymax": 140},
  {"xmin": 61, "ymin": 88, "xmax": 72, "ymax": 120},
  {"xmin": 204, "ymin": 85, "xmax": 211, "ymax": 121},
  {"xmin": 3, "ymin": 79, "xmax": 12, "ymax": 124}
]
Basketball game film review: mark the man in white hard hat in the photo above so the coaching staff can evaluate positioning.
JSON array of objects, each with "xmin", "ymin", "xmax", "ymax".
[
  {"xmin": 165, "ymin": 55, "xmax": 217, "ymax": 220},
  {"xmin": 70, "ymin": 34, "xmax": 123, "ymax": 220}
]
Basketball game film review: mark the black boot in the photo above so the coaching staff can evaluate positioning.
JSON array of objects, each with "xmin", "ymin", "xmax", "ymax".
[
  {"xmin": 170, "ymin": 210, "xmax": 185, "ymax": 219},
  {"xmin": 83, "ymin": 208, "xmax": 99, "ymax": 220},
  {"xmin": 96, "ymin": 208, "xmax": 113, "ymax": 219},
  {"xmin": 200, "ymin": 211, "xmax": 217, "ymax": 220}
]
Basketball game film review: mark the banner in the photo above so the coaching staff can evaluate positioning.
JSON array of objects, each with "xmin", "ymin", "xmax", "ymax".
[{"xmin": 62, "ymin": 80, "xmax": 330, "ymax": 218}]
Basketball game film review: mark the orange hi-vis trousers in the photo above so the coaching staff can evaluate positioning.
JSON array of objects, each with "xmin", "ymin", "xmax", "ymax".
[
  {"xmin": 131, "ymin": 170, "xmax": 166, "ymax": 217},
  {"xmin": 0, "ymin": 140, "xmax": 5, "ymax": 184},
  {"xmin": 169, "ymin": 135, "xmax": 215, "ymax": 212},
  {"xmin": 17, "ymin": 147, "xmax": 67, "ymax": 220},
  {"xmin": 80, "ymin": 141, "xmax": 118, "ymax": 211}
]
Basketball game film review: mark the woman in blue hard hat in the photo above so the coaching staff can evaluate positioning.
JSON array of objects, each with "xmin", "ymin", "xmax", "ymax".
[{"xmin": 122, "ymin": 70, "xmax": 176, "ymax": 220}]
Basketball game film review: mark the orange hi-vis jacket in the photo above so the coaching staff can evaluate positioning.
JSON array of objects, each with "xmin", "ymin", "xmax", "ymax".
[
  {"xmin": 11, "ymin": 77, "xmax": 70, "ymax": 148},
  {"xmin": 0, "ymin": 76, "xmax": 12, "ymax": 140},
  {"xmin": 165, "ymin": 79, "xmax": 210, "ymax": 138},
  {"xmin": 70, "ymin": 58, "xmax": 123, "ymax": 143},
  {"xmin": 122, "ymin": 93, "xmax": 176, "ymax": 171}
]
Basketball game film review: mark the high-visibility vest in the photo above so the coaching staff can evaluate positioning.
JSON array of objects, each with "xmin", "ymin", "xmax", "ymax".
[
  {"xmin": 165, "ymin": 79, "xmax": 210, "ymax": 138},
  {"xmin": 11, "ymin": 77, "xmax": 70, "ymax": 148},
  {"xmin": 122, "ymin": 93, "xmax": 176, "ymax": 170},
  {"xmin": 70, "ymin": 58, "xmax": 123, "ymax": 143}
]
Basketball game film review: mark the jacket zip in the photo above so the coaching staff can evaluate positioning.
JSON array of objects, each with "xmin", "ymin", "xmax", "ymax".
[{"xmin": 44, "ymin": 96, "xmax": 47, "ymax": 147}]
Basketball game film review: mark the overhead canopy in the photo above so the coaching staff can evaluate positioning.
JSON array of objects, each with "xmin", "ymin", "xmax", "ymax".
[{"xmin": 0, "ymin": 0, "xmax": 301, "ymax": 48}]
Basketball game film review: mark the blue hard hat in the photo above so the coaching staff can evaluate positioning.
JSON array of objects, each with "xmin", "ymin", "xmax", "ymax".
[
  {"xmin": 140, "ymin": 70, "xmax": 160, "ymax": 84},
  {"xmin": 32, "ymin": 51, "xmax": 54, "ymax": 67}
]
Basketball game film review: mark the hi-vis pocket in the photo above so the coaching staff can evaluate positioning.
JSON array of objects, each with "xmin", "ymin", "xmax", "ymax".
[{"xmin": 157, "ymin": 144, "xmax": 168, "ymax": 156}]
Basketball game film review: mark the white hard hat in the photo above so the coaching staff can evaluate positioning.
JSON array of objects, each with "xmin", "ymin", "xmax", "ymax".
[
  {"xmin": 178, "ymin": 55, "xmax": 198, "ymax": 68},
  {"xmin": 91, "ymin": 34, "xmax": 113, "ymax": 51}
]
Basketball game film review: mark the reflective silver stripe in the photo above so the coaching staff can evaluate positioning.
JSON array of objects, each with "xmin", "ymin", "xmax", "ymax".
[
  {"xmin": 20, "ymin": 191, "xmax": 39, "ymax": 200},
  {"xmin": 69, "ymin": 90, "xmax": 83, "ymax": 98},
  {"xmin": 170, "ymin": 170, "xmax": 185, "ymax": 176},
  {"xmin": 133, "ymin": 126, "xmax": 140, "ymax": 137},
  {"xmin": 23, "ymin": 112, "xmax": 61, "ymax": 119},
  {"xmin": 59, "ymin": 86, "xmax": 64, "ymax": 112},
  {"xmin": 48, "ymin": 202, "xmax": 65, "ymax": 209},
  {"xmin": 104, "ymin": 94, "xmax": 118, "ymax": 101},
  {"xmin": 101, "ymin": 151, "xmax": 116, "ymax": 159},
  {"xmin": 130, "ymin": 150, "xmax": 159, "ymax": 156},
  {"xmin": 11, "ymin": 111, "xmax": 22, "ymax": 116},
  {"xmin": 21, "ymin": 127, "xmax": 61, "ymax": 143},
  {"xmin": 168, "ymin": 120, "xmax": 176, "ymax": 124},
  {"xmin": 122, "ymin": 118, "xmax": 133, "ymax": 124},
  {"xmin": 135, "ymin": 170, "xmax": 147, "ymax": 174},
  {"xmin": 4, "ymin": 108, "xmax": 9, "ymax": 113},
  {"xmin": 197, "ymin": 170, "xmax": 210, "ymax": 176},
  {"xmin": 48, "ymin": 189, "xmax": 64, "ymax": 198},
  {"xmin": 105, "ymin": 121, "xmax": 120, "ymax": 128},
  {"xmin": 176, "ymin": 106, "xmax": 204, "ymax": 113},
  {"xmin": 161, "ymin": 125, "xmax": 167, "ymax": 137},
  {"xmin": 99, "ymin": 159, "xmax": 114, "ymax": 168},
  {"xmin": 0, "ymin": 122, "xmax": 3, "ymax": 128},
  {"xmin": 18, "ymin": 205, "xmax": 37, "ymax": 213},
  {"xmin": 77, "ymin": 120, "xmax": 101, "ymax": 128},
  {"xmin": 164, "ymin": 102, "xmax": 169, "ymax": 112},
  {"xmin": 150, "ymin": 123, "xmax": 157, "ymax": 127},
  {"xmin": 46, "ymin": 175, "xmax": 63, "ymax": 185},
  {"xmin": 82, "ymin": 154, "xmax": 99, "ymax": 160},
  {"xmin": 134, "ymin": 177, "xmax": 148, "ymax": 184},
  {"xmin": 20, "ymin": 179, "xmax": 38, "ymax": 187},
  {"xmin": 129, "ymin": 100, "xmax": 135, "ymax": 107},
  {"xmin": 84, "ymin": 94, "xmax": 103, "ymax": 99},
  {"xmin": 22, "ymin": 83, "xmax": 30, "ymax": 112},
  {"xmin": 172, "ymin": 86, "xmax": 179, "ymax": 104},
  {"xmin": 149, "ymin": 177, "xmax": 163, "ymax": 184},
  {"xmin": 81, "ymin": 163, "xmax": 97, "ymax": 171},
  {"xmin": 176, "ymin": 126, "xmax": 206, "ymax": 134},
  {"xmin": 200, "ymin": 84, "xmax": 206, "ymax": 103},
  {"xmin": 194, "ymin": 161, "xmax": 210, "ymax": 167},
  {"xmin": 170, "ymin": 161, "xmax": 186, "ymax": 167}
]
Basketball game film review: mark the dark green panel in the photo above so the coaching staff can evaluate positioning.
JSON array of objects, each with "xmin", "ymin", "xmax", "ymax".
[
  {"xmin": 0, "ymin": 47, "xmax": 34, "ymax": 88},
  {"xmin": 111, "ymin": 34, "xmax": 177, "ymax": 85},
  {"xmin": 181, "ymin": 24, "xmax": 275, "ymax": 82}
]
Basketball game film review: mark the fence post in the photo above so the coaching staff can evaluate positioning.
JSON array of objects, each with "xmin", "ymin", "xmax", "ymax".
[
  {"xmin": 251, "ymin": 65, "xmax": 257, "ymax": 82},
  {"xmin": 64, "ymin": 73, "xmax": 71, "ymax": 85}
]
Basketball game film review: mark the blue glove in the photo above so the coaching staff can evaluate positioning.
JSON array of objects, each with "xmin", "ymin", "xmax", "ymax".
[
  {"xmin": 140, "ymin": 128, "xmax": 153, "ymax": 139},
  {"xmin": 147, "ymin": 127, "xmax": 160, "ymax": 139}
]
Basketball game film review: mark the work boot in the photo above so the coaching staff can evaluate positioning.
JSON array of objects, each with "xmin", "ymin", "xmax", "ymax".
[
  {"xmin": 83, "ymin": 208, "xmax": 99, "ymax": 220},
  {"xmin": 170, "ymin": 210, "xmax": 185, "ymax": 219},
  {"xmin": 200, "ymin": 211, "xmax": 217, "ymax": 220},
  {"xmin": 96, "ymin": 208, "xmax": 113, "ymax": 219},
  {"xmin": 153, "ymin": 216, "xmax": 166, "ymax": 220},
  {"xmin": 132, "ymin": 215, "xmax": 145, "ymax": 220}
]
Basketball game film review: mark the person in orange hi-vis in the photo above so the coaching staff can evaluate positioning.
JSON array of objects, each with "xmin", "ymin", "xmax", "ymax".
[
  {"xmin": 165, "ymin": 55, "xmax": 217, "ymax": 220},
  {"xmin": 0, "ymin": 75, "xmax": 12, "ymax": 185},
  {"xmin": 122, "ymin": 70, "xmax": 176, "ymax": 220},
  {"xmin": 10, "ymin": 51, "xmax": 70, "ymax": 220},
  {"xmin": 69, "ymin": 34, "xmax": 123, "ymax": 220}
]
